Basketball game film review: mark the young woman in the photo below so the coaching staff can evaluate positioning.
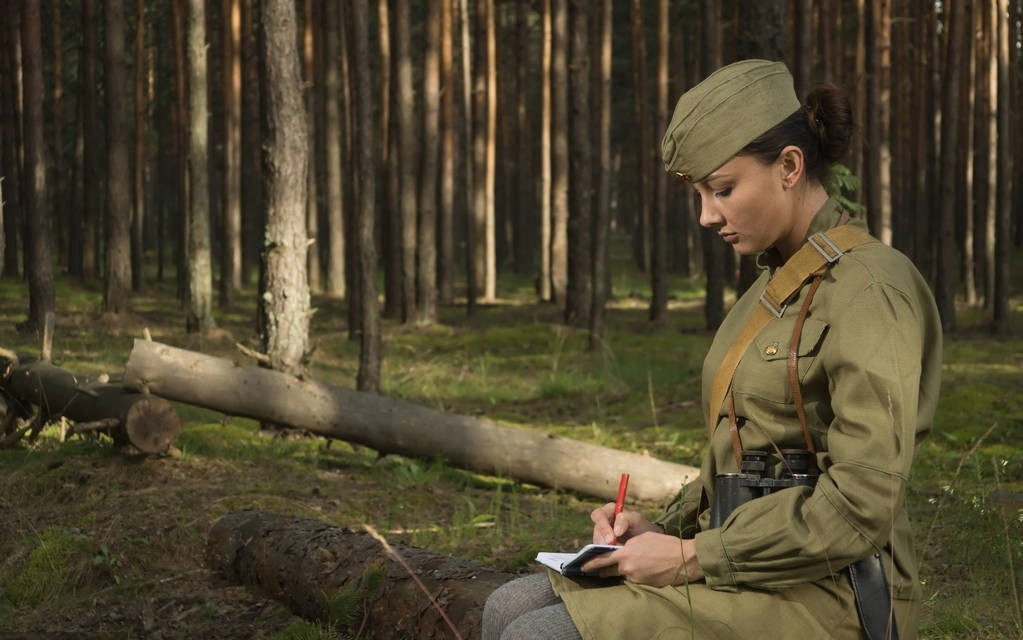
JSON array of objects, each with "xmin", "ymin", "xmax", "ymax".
[{"xmin": 482, "ymin": 59, "xmax": 942, "ymax": 640}]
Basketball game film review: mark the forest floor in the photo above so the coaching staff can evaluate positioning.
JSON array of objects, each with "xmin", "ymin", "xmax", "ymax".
[{"xmin": 0, "ymin": 274, "xmax": 1021, "ymax": 640}]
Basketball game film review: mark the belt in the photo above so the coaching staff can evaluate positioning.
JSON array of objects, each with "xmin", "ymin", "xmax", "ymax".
[{"xmin": 848, "ymin": 553, "xmax": 899, "ymax": 640}]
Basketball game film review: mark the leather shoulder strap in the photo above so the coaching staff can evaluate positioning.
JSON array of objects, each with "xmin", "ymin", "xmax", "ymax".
[{"xmin": 705, "ymin": 224, "xmax": 874, "ymax": 437}]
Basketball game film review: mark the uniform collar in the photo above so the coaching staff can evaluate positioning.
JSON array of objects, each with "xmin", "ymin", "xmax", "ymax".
[{"xmin": 756, "ymin": 197, "xmax": 852, "ymax": 271}]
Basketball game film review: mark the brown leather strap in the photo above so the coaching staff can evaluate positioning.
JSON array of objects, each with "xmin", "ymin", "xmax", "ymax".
[
  {"xmin": 788, "ymin": 267, "xmax": 827, "ymax": 456},
  {"xmin": 706, "ymin": 224, "xmax": 874, "ymax": 438}
]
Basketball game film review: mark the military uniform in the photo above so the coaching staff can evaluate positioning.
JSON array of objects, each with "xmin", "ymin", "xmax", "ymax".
[{"xmin": 550, "ymin": 198, "xmax": 943, "ymax": 639}]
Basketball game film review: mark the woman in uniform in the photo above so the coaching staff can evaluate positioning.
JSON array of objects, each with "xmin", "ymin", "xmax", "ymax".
[{"xmin": 482, "ymin": 59, "xmax": 942, "ymax": 640}]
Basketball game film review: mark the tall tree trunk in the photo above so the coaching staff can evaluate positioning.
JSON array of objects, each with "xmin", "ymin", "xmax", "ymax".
[
  {"xmin": 972, "ymin": 0, "xmax": 996, "ymax": 308},
  {"xmin": 221, "ymin": 0, "xmax": 242, "ymax": 305},
  {"xmin": 867, "ymin": 0, "xmax": 892, "ymax": 245},
  {"xmin": 103, "ymin": 0, "xmax": 133, "ymax": 314},
  {"xmin": 699, "ymin": 0, "xmax": 724, "ymax": 330},
  {"xmin": 323, "ymin": 0, "xmax": 345, "ymax": 299},
  {"xmin": 589, "ymin": 0, "xmax": 612, "ymax": 351},
  {"xmin": 935, "ymin": 0, "xmax": 965, "ymax": 331},
  {"xmin": 395, "ymin": 0, "xmax": 417, "ymax": 322},
  {"xmin": 381, "ymin": 0, "xmax": 402, "ymax": 321},
  {"xmin": 437, "ymin": 0, "xmax": 455, "ymax": 304},
  {"xmin": 649, "ymin": 0, "xmax": 669, "ymax": 324},
  {"xmin": 187, "ymin": 0, "xmax": 215, "ymax": 334},
  {"xmin": 20, "ymin": 0, "xmax": 55, "ymax": 332},
  {"xmin": 538, "ymin": 0, "xmax": 552, "ymax": 302},
  {"xmin": 350, "ymin": 0, "xmax": 380, "ymax": 391},
  {"xmin": 302, "ymin": 0, "xmax": 320, "ymax": 295},
  {"xmin": 565, "ymin": 0, "xmax": 591, "ymax": 328},
  {"xmin": 483, "ymin": 0, "xmax": 497, "ymax": 302},
  {"xmin": 131, "ymin": 0, "xmax": 145, "ymax": 293},
  {"xmin": 549, "ymin": 0, "xmax": 568, "ymax": 306},
  {"xmin": 50, "ymin": 0, "xmax": 65, "ymax": 270},
  {"xmin": 417, "ymin": 0, "xmax": 441, "ymax": 325},
  {"xmin": 512, "ymin": 0, "xmax": 533, "ymax": 275},
  {"xmin": 992, "ymin": 0, "xmax": 1012, "ymax": 333},
  {"xmin": 259, "ymin": 0, "xmax": 310, "ymax": 377},
  {"xmin": 629, "ymin": 0, "xmax": 649, "ymax": 274},
  {"xmin": 1, "ymin": 2, "xmax": 23, "ymax": 278},
  {"xmin": 172, "ymin": 2, "xmax": 190, "ymax": 304},
  {"xmin": 240, "ymin": 0, "xmax": 263, "ymax": 286}
]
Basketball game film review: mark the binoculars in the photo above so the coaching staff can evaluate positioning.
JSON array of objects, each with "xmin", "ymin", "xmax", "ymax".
[{"xmin": 710, "ymin": 449, "xmax": 819, "ymax": 528}]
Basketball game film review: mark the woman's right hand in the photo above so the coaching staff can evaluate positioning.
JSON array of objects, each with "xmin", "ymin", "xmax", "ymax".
[{"xmin": 590, "ymin": 502, "xmax": 659, "ymax": 545}]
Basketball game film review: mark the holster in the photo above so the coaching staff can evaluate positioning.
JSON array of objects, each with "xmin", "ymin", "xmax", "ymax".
[{"xmin": 848, "ymin": 553, "xmax": 899, "ymax": 640}]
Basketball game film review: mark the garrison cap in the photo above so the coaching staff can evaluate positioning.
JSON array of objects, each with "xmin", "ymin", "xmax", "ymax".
[{"xmin": 661, "ymin": 59, "xmax": 800, "ymax": 183}]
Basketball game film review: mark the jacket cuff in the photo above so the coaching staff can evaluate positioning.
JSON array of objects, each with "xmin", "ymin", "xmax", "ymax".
[{"xmin": 694, "ymin": 528, "xmax": 739, "ymax": 591}]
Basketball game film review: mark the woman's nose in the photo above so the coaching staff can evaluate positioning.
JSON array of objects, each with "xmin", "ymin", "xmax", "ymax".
[{"xmin": 698, "ymin": 200, "xmax": 723, "ymax": 228}]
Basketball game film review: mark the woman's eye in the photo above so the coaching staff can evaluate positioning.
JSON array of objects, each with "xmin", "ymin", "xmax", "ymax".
[{"xmin": 715, "ymin": 187, "xmax": 732, "ymax": 197}]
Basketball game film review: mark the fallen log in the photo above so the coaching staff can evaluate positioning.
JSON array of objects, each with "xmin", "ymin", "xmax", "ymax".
[
  {"xmin": 124, "ymin": 339, "xmax": 699, "ymax": 503},
  {"xmin": 0, "ymin": 356, "xmax": 181, "ymax": 453},
  {"xmin": 207, "ymin": 510, "xmax": 517, "ymax": 639}
]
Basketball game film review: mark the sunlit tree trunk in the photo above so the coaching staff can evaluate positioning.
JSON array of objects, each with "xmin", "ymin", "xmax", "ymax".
[
  {"xmin": 483, "ymin": 0, "xmax": 497, "ymax": 302},
  {"xmin": 538, "ymin": 0, "xmax": 552, "ymax": 302},
  {"xmin": 21, "ymin": 0, "xmax": 56, "ymax": 331},
  {"xmin": 186, "ymin": 0, "xmax": 215, "ymax": 334},
  {"xmin": 867, "ymin": 0, "xmax": 892, "ymax": 245},
  {"xmin": 259, "ymin": 0, "xmax": 310, "ymax": 376},
  {"xmin": 302, "ymin": 0, "xmax": 320, "ymax": 295},
  {"xmin": 395, "ymin": 0, "xmax": 417, "ymax": 321},
  {"xmin": 438, "ymin": 0, "xmax": 455, "ymax": 304},
  {"xmin": 549, "ymin": 0, "xmax": 568, "ymax": 306},
  {"xmin": 323, "ymin": 0, "xmax": 345, "ymax": 299},
  {"xmin": 589, "ymin": 0, "xmax": 612, "ymax": 350},
  {"xmin": 221, "ymin": 0, "xmax": 242, "ymax": 304},
  {"xmin": 103, "ymin": 0, "xmax": 133, "ymax": 314}
]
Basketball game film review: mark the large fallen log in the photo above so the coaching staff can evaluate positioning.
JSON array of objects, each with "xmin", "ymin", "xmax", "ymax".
[
  {"xmin": 207, "ymin": 510, "xmax": 518, "ymax": 640},
  {"xmin": 0, "ymin": 355, "xmax": 181, "ymax": 453},
  {"xmin": 124, "ymin": 339, "xmax": 699, "ymax": 503}
]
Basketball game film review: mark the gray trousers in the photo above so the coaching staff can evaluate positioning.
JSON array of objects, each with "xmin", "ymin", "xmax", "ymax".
[{"xmin": 482, "ymin": 572, "xmax": 584, "ymax": 640}]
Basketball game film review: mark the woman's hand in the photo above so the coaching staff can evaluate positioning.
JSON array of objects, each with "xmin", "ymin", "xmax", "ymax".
[
  {"xmin": 582, "ymin": 532, "xmax": 704, "ymax": 587},
  {"xmin": 587, "ymin": 503, "xmax": 704, "ymax": 587}
]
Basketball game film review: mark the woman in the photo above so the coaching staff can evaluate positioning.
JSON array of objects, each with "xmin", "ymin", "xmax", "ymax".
[{"xmin": 482, "ymin": 59, "xmax": 942, "ymax": 640}]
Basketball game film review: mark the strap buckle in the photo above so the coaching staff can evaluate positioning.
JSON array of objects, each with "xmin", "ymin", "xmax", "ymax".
[
  {"xmin": 758, "ymin": 292, "xmax": 787, "ymax": 318},
  {"xmin": 808, "ymin": 231, "xmax": 844, "ymax": 263}
]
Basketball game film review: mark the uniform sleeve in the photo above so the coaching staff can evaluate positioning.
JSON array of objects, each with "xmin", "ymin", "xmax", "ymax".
[
  {"xmin": 653, "ymin": 477, "xmax": 706, "ymax": 539},
  {"xmin": 694, "ymin": 277, "xmax": 939, "ymax": 589}
]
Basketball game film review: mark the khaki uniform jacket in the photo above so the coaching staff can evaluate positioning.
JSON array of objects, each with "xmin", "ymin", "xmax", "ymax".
[{"xmin": 552, "ymin": 198, "xmax": 943, "ymax": 639}]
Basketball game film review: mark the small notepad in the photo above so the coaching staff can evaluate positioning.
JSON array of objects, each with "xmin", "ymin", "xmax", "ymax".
[{"xmin": 535, "ymin": 544, "xmax": 622, "ymax": 577}]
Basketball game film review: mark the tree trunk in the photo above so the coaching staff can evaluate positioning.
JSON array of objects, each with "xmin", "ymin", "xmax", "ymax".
[
  {"xmin": 240, "ymin": 0, "xmax": 263, "ymax": 287},
  {"xmin": 302, "ymin": 0, "xmax": 321, "ymax": 296},
  {"xmin": 549, "ymin": 0, "xmax": 568, "ymax": 306},
  {"xmin": 935, "ymin": 0, "xmax": 964, "ymax": 332},
  {"xmin": 132, "ymin": 0, "xmax": 146, "ymax": 293},
  {"xmin": 221, "ymin": 0, "xmax": 242, "ymax": 304},
  {"xmin": 323, "ymin": 0, "xmax": 345, "ymax": 299},
  {"xmin": 992, "ymin": 0, "xmax": 1012, "ymax": 333},
  {"xmin": 187, "ymin": 0, "xmax": 215, "ymax": 334},
  {"xmin": 629, "ymin": 0, "xmax": 649, "ymax": 276},
  {"xmin": 395, "ymin": 0, "xmax": 418, "ymax": 323},
  {"xmin": 565, "ymin": 0, "xmax": 591, "ymax": 329},
  {"xmin": 20, "ymin": 0, "xmax": 56, "ymax": 333},
  {"xmin": 588, "ymin": 0, "xmax": 611, "ymax": 351},
  {"xmin": 867, "ymin": 0, "xmax": 892, "ymax": 246},
  {"xmin": 700, "ymin": 0, "xmax": 725, "ymax": 330},
  {"xmin": 104, "ymin": 0, "xmax": 133, "ymax": 314},
  {"xmin": 350, "ymin": 0, "xmax": 381, "ymax": 391},
  {"xmin": 259, "ymin": 0, "xmax": 310, "ymax": 376},
  {"xmin": 0, "ymin": 1, "xmax": 23, "ymax": 278},
  {"xmin": 0, "ymin": 357, "xmax": 180, "ymax": 453},
  {"xmin": 438, "ymin": 0, "xmax": 456, "ymax": 305},
  {"xmin": 123, "ymin": 339, "xmax": 700, "ymax": 504},
  {"xmin": 538, "ymin": 0, "xmax": 552, "ymax": 302},
  {"xmin": 207, "ymin": 510, "xmax": 516, "ymax": 640},
  {"xmin": 648, "ymin": 0, "xmax": 668, "ymax": 324},
  {"xmin": 417, "ymin": 0, "xmax": 441, "ymax": 325}
]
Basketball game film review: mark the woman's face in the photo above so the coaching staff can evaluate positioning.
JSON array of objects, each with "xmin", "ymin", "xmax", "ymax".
[{"xmin": 691, "ymin": 152, "xmax": 800, "ymax": 257}]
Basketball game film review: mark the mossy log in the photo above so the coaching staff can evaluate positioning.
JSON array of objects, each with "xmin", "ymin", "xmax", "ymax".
[
  {"xmin": 124, "ymin": 339, "xmax": 700, "ymax": 504},
  {"xmin": 0, "ymin": 356, "xmax": 180, "ymax": 453},
  {"xmin": 207, "ymin": 510, "xmax": 518, "ymax": 639}
]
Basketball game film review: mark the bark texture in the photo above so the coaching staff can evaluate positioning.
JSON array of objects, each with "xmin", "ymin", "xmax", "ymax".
[
  {"xmin": 123, "ymin": 339, "xmax": 698, "ymax": 503},
  {"xmin": 207, "ymin": 510, "xmax": 516, "ymax": 639}
]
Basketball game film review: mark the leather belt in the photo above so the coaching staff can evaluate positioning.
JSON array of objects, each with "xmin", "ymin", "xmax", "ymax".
[{"xmin": 848, "ymin": 553, "xmax": 899, "ymax": 640}]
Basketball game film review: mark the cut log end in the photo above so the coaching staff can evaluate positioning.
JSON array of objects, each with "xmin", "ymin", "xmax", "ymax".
[{"xmin": 119, "ymin": 397, "xmax": 182, "ymax": 454}]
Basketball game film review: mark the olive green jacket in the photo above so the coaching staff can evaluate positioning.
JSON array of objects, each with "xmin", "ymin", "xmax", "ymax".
[{"xmin": 655, "ymin": 197, "xmax": 942, "ymax": 601}]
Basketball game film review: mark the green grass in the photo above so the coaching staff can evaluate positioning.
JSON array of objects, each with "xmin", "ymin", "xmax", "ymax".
[{"xmin": 0, "ymin": 269, "xmax": 1020, "ymax": 638}]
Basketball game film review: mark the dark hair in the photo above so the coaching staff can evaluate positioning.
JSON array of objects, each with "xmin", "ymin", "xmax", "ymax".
[{"xmin": 738, "ymin": 85, "xmax": 854, "ymax": 185}]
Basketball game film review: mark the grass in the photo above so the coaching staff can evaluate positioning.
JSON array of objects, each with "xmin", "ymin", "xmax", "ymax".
[{"xmin": 0, "ymin": 269, "xmax": 1020, "ymax": 639}]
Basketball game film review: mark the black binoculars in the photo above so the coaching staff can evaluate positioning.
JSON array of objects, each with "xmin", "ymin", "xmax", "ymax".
[{"xmin": 710, "ymin": 450, "xmax": 819, "ymax": 528}]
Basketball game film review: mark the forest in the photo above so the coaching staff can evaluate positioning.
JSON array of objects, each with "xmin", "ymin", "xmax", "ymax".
[{"xmin": 0, "ymin": 0, "xmax": 1022, "ymax": 639}]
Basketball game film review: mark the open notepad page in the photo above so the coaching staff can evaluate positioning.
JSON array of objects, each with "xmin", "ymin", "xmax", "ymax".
[{"xmin": 535, "ymin": 544, "xmax": 621, "ymax": 577}]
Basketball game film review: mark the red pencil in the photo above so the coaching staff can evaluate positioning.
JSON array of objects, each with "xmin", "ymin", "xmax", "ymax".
[{"xmin": 611, "ymin": 472, "xmax": 630, "ymax": 544}]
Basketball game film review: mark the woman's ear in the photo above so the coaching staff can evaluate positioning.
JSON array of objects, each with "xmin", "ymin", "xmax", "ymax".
[{"xmin": 779, "ymin": 145, "xmax": 805, "ymax": 189}]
